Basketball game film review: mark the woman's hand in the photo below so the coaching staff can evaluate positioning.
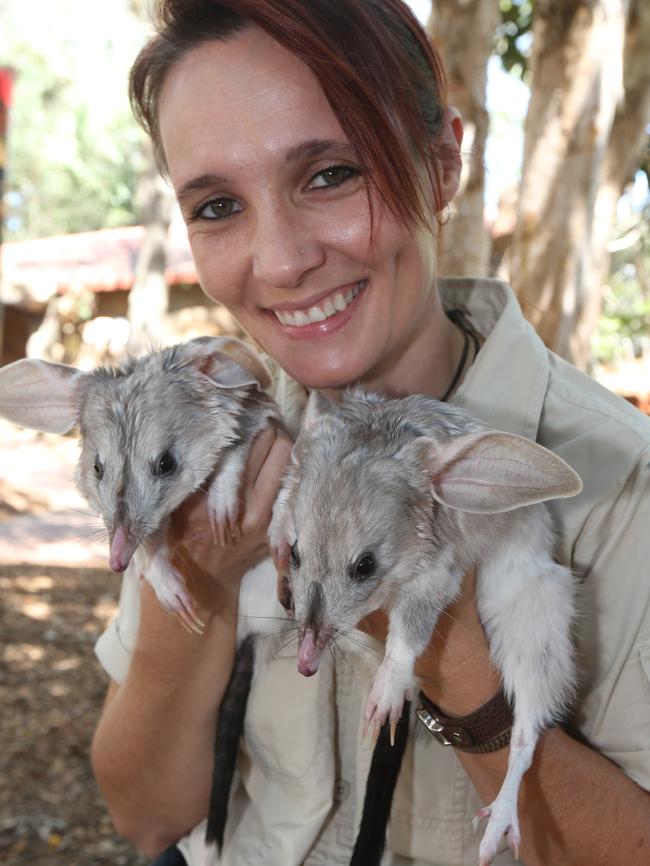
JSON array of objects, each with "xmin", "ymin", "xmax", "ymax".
[
  {"xmin": 166, "ymin": 424, "xmax": 294, "ymax": 621},
  {"xmin": 415, "ymin": 568, "xmax": 501, "ymax": 715},
  {"xmin": 359, "ymin": 568, "xmax": 501, "ymax": 717}
]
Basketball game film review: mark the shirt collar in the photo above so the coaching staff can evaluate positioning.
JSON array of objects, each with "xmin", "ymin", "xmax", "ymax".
[{"xmin": 439, "ymin": 278, "xmax": 549, "ymax": 440}]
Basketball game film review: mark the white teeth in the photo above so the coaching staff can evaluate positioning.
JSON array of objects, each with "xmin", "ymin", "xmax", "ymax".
[
  {"xmin": 274, "ymin": 280, "xmax": 366, "ymax": 328},
  {"xmin": 308, "ymin": 306, "xmax": 326, "ymax": 323}
]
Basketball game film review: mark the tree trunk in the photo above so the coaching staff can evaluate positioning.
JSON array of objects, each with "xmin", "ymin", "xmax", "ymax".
[
  {"xmin": 428, "ymin": 0, "xmax": 500, "ymax": 277},
  {"xmin": 580, "ymin": 0, "xmax": 650, "ymax": 359},
  {"xmin": 510, "ymin": 0, "xmax": 649, "ymax": 369},
  {"xmin": 127, "ymin": 148, "xmax": 176, "ymax": 353}
]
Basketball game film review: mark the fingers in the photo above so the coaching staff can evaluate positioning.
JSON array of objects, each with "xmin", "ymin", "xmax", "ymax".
[
  {"xmin": 241, "ymin": 426, "xmax": 293, "ymax": 531},
  {"xmin": 242, "ymin": 425, "xmax": 278, "ymax": 488}
]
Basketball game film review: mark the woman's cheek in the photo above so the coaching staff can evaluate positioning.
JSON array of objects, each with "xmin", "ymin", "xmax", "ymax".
[{"xmin": 190, "ymin": 232, "xmax": 247, "ymax": 308}]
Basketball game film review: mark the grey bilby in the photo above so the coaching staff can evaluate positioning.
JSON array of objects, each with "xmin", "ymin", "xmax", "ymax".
[
  {"xmin": 269, "ymin": 387, "xmax": 582, "ymax": 866},
  {"xmin": 0, "ymin": 336, "xmax": 279, "ymax": 632}
]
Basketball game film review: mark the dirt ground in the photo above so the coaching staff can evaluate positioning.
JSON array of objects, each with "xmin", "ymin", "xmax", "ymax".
[
  {"xmin": 0, "ymin": 424, "xmax": 148, "ymax": 866},
  {"xmin": 0, "ymin": 564, "xmax": 148, "ymax": 866}
]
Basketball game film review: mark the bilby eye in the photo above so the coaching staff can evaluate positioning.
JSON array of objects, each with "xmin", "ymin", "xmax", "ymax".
[
  {"xmin": 351, "ymin": 552, "xmax": 377, "ymax": 581},
  {"xmin": 94, "ymin": 456, "xmax": 104, "ymax": 481},
  {"xmin": 154, "ymin": 450, "xmax": 177, "ymax": 477},
  {"xmin": 290, "ymin": 541, "xmax": 301, "ymax": 569}
]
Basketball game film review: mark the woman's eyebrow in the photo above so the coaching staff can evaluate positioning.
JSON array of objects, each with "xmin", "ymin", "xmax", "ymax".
[
  {"xmin": 284, "ymin": 139, "xmax": 355, "ymax": 164},
  {"xmin": 177, "ymin": 173, "xmax": 229, "ymax": 204}
]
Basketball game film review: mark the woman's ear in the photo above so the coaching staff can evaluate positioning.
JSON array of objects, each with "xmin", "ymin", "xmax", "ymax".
[{"xmin": 437, "ymin": 106, "xmax": 464, "ymax": 206}]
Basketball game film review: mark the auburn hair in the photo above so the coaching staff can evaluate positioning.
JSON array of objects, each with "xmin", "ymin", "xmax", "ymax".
[{"xmin": 130, "ymin": 0, "xmax": 449, "ymax": 226}]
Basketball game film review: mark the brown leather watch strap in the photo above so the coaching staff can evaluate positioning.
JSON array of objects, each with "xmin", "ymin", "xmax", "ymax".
[{"xmin": 416, "ymin": 688, "xmax": 513, "ymax": 753}]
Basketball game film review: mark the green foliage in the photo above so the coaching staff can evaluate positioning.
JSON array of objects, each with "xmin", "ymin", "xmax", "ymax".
[
  {"xmin": 1, "ymin": 2, "xmax": 147, "ymax": 240},
  {"xmin": 592, "ymin": 203, "xmax": 650, "ymax": 364},
  {"xmin": 494, "ymin": 0, "xmax": 535, "ymax": 80}
]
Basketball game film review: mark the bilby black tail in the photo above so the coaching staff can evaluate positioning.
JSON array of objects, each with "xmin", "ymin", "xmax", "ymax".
[
  {"xmin": 350, "ymin": 701, "xmax": 410, "ymax": 866},
  {"xmin": 205, "ymin": 634, "xmax": 256, "ymax": 850}
]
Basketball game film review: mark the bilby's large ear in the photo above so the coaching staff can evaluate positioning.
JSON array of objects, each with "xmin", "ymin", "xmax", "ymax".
[
  {"xmin": 180, "ymin": 336, "xmax": 272, "ymax": 390},
  {"xmin": 0, "ymin": 358, "xmax": 82, "ymax": 434},
  {"xmin": 400, "ymin": 430, "xmax": 582, "ymax": 513}
]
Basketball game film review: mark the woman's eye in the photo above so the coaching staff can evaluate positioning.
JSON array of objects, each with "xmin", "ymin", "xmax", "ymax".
[
  {"xmin": 309, "ymin": 165, "xmax": 359, "ymax": 190},
  {"xmin": 196, "ymin": 198, "xmax": 242, "ymax": 220}
]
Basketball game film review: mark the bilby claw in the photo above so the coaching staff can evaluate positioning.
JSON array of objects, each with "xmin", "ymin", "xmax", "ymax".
[
  {"xmin": 472, "ymin": 807, "xmax": 491, "ymax": 831},
  {"xmin": 506, "ymin": 826, "xmax": 520, "ymax": 861}
]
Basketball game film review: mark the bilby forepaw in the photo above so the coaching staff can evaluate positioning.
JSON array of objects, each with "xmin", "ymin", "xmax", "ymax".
[
  {"xmin": 363, "ymin": 659, "xmax": 413, "ymax": 746},
  {"xmin": 207, "ymin": 481, "xmax": 241, "ymax": 546},
  {"xmin": 144, "ymin": 559, "xmax": 205, "ymax": 634}
]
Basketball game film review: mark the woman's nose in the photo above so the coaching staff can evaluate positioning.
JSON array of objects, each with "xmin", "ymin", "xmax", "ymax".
[{"xmin": 251, "ymin": 206, "xmax": 324, "ymax": 289}]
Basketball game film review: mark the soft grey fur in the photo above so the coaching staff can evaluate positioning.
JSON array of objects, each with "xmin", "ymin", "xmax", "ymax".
[
  {"xmin": 75, "ymin": 342, "xmax": 274, "ymax": 549},
  {"xmin": 0, "ymin": 337, "xmax": 279, "ymax": 630},
  {"xmin": 269, "ymin": 387, "xmax": 582, "ymax": 865}
]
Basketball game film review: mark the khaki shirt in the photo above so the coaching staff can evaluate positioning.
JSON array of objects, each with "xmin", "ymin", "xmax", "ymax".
[{"xmin": 95, "ymin": 279, "xmax": 650, "ymax": 865}]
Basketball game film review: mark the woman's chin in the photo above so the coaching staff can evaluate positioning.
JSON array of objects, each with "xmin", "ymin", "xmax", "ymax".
[{"xmin": 277, "ymin": 352, "xmax": 374, "ymax": 391}]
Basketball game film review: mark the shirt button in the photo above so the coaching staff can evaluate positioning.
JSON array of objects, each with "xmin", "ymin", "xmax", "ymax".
[{"xmin": 334, "ymin": 779, "xmax": 350, "ymax": 802}]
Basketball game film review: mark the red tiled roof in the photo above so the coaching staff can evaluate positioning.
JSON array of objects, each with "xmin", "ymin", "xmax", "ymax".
[{"xmin": 1, "ymin": 223, "xmax": 197, "ymax": 297}]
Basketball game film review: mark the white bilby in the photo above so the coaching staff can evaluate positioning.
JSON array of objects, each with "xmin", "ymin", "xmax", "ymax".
[
  {"xmin": 269, "ymin": 387, "xmax": 582, "ymax": 866},
  {"xmin": 0, "ymin": 336, "xmax": 279, "ymax": 632}
]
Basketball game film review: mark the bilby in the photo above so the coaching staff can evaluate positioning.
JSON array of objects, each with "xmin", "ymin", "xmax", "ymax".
[
  {"xmin": 0, "ymin": 336, "xmax": 279, "ymax": 632},
  {"xmin": 269, "ymin": 387, "xmax": 582, "ymax": 866}
]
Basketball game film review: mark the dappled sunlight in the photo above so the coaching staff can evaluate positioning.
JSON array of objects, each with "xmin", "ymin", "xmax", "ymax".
[
  {"xmin": 20, "ymin": 599, "xmax": 52, "ymax": 621},
  {"xmin": 3, "ymin": 643, "xmax": 45, "ymax": 666},
  {"xmin": 0, "ymin": 562, "xmax": 144, "ymax": 864},
  {"xmin": 3, "ymin": 573, "xmax": 55, "ymax": 592},
  {"xmin": 48, "ymin": 681, "xmax": 71, "ymax": 698},
  {"xmin": 51, "ymin": 657, "xmax": 82, "ymax": 673},
  {"xmin": 92, "ymin": 597, "xmax": 119, "ymax": 626}
]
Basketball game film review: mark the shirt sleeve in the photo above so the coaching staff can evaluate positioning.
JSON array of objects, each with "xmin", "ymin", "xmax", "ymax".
[
  {"xmin": 94, "ymin": 565, "xmax": 141, "ymax": 684},
  {"xmin": 571, "ymin": 444, "xmax": 650, "ymax": 791}
]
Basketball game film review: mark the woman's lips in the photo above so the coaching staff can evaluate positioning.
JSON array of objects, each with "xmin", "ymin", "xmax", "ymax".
[{"xmin": 268, "ymin": 280, "xmax": 367, "ymax": 337}]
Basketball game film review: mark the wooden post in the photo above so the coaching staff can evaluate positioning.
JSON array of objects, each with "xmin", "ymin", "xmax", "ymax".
[{"xmin": 0, "ymin": 67, "xmax": 14, "ymax": 366}]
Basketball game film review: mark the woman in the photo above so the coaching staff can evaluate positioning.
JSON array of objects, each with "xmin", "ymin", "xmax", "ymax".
[{"xmin": 91, "ymin": 1, "xmax": 650, "ymax": 864}]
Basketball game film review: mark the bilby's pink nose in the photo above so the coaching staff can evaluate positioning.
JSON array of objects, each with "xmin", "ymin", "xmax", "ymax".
[
  {"xmin": 297, "ymin": 629, "xmax": 325, "ymax": 677},
  {"xmin": 109, "ymin": 526, "xmax": 138, "ymax": 573}
]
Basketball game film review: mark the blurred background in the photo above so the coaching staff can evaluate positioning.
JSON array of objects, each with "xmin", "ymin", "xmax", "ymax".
[{"xmin": 0, "ymin": 0, "xmax": 648, "ymax": 864}]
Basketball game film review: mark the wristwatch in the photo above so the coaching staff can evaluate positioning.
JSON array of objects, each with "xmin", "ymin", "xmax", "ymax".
[{"xmin": 416, "ymin": 688, "xmax": 513, "ymax": 754}]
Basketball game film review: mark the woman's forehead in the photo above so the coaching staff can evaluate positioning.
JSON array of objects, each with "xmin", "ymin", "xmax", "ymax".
[{"xmin": 158, "ymin": 26, "xmax": 350, "ymax": 187}]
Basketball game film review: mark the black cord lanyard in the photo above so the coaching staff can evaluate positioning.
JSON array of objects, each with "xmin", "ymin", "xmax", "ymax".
[{"xmin": 440, "ymin": 308, "xmax": 481, "ymax": 402}]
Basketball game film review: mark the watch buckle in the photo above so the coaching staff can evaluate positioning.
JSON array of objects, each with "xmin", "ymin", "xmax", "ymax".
[{"xmin": 416, "ymin": 706, "xmax": 453, "ymax": 746}]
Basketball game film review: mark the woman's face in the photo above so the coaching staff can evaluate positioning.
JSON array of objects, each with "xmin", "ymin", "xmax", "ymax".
[{"xmin": 158, "ymin": 26, "xmax": 457, "ymax": 392}]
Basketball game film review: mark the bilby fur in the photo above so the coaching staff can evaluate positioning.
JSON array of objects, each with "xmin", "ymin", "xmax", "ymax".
[
  {"xmin": 269, "ymin": 387, "xmax": 582, "ymax": 865},
  {"xmin": 0, "ymin": 336, "xmax": 279, "ymax": 627}
]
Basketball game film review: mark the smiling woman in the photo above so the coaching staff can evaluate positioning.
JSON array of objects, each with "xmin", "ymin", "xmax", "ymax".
[
  {"xmin": 90, "ymin": 2, "xmax": 650, "ymax": 866},
  {"xmin": 152, "ymin": 28, "xmax": 462, "ymax": 393},
  {"xmin": 131, "ymin": 2, "xmax": 463, "ymax": 394}
]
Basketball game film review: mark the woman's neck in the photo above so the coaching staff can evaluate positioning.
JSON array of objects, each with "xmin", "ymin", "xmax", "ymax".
[{"xmin": 320, "ymin": 290, "xmax": 468, "ymax": 402}]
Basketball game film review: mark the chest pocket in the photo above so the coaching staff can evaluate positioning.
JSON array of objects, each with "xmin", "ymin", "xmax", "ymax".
[{"xmin": 244, "ymin": 653, "xmax": 335, "ymax": 783}]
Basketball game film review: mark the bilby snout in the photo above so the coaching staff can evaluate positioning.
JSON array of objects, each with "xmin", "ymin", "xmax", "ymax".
[{"xmin": 108, "ymin": 524, "xmax": 139, "ymax": 573}]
